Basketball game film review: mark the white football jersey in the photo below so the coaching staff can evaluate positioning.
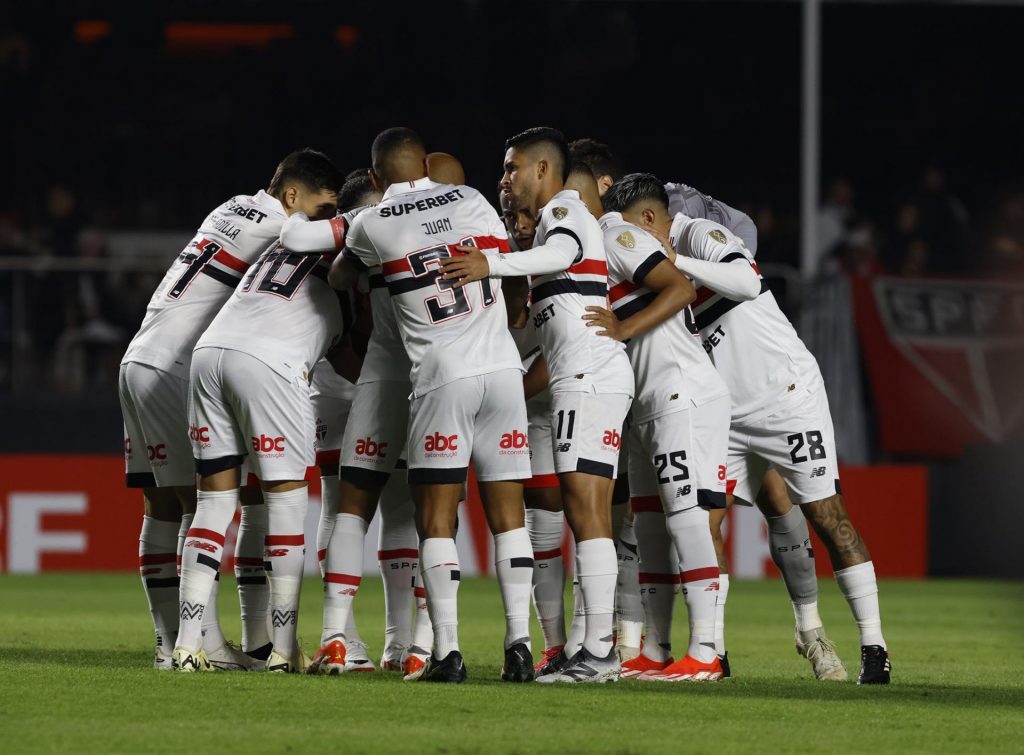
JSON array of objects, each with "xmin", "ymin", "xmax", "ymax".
[
  {"xmin": 343, "ymin": 177, "xmax": 522, "ymax": 398},
  {"xmin": 528, "ymin": 190, "xmax": 633, "ymax": 396},
  {"xmin": 665, "ymin": 182, "xmax": 758, "ymax": 254},
  {"xmin": 602, "ymin": 213, "xmax": 729, "ymax": 424},
  {"xmin": 359, "ymin": 267, "xmax": 413, "ymax": 384},
  {"xmin": 195, "ymin": 209, "xmax": 362, "ymax": 383},
  {"xmin": 122, "ymin": 191, "xmax": 285, "ymax": 378},
  {"xmin": 670, "ymin": 213, "xmax": 822, "ymax": 421},
  {"xmin": 309, "ymin": 357, "xmax": 357, "ymax": 403}
]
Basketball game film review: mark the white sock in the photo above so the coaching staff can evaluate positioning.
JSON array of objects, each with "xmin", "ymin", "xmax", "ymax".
[
  {"xmin": 138, "ymin": 516, "xmax": 180, "ymax": 654},
  {"xmin": 526, "ymin": 508, "xmax": 566, "ymax": 649},
  {"xmin": 634, "ymin": 511, "xmax": 676, "ymax": 663},
  {"xmin": 234, "ymin": 503, "xmax": 270, "ymax": 654},
  {"xmin": 493, "ymin": 527, "xmax": 533, "ymax": 650},
  {"xmin": 567, "ymin": 579, "xmax": 586, "ymax": 657},
  {"xmin": 315, "ymin": 476, "xmax": 340, "ymax": 577},
  {"xmin": 576, "ymin": 538, "xmax": 617, "ymax": 658},
  {"xmin": 378, "ymin": 476, "xmax": 418, "ymax": 653},
  {"xmin": 322, "ymin": 512, "xmax": 368, "ymax": 645},
  {"xmin": 177, "ymin": 489, "xmax": 237, "ymax": 651},
  {"xmin": 201, "ymin": 571, "xmax": 227, "ymax": 651},
  {"xmin": 615, "ymin": 516, "xmax": 644, "ymax": 648},
  {"xmin": 410, "ymin": 565, "xmax": 434, "ymax": 655},
  {"xmin": 176, "ymin": 513, "xmax": 193, "ymax": 578},
  {"xmin": 421, "ymin": 538, "xmax": 460, "ymax": 658},
  {"xmin": 715, "ymin": 573, "xmax": 730, "ymax": 656},
  {"xmin": 793, "ymin": 601, "xmax": 824, "ymax": 634},
  {"xmin": 264, "ymin": 487, "xmax": 308, "ymax": 656},
  {"xmin": 667, "ymin": 507, "xmax": 719, "ymax": 663},
  {"xmin": 835, "ymin": 561, "xmax": 886, "ymax": 648}
]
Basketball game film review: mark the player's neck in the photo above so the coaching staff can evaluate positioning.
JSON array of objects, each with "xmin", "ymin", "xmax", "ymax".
[{"xmin": 536, "ymin": 180, "xmax": 565, "ymax": 215}]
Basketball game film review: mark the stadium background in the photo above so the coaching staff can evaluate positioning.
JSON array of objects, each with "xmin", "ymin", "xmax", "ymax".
[{"xmin": 0, "ymin": 0, "xmax": 1021, "ymax": 580}]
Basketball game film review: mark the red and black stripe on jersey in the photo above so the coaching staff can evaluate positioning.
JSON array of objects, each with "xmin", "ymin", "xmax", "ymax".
[
  {"xmin": 530, "ymin": 258, "xmax": 610, "ymax": 303},
  {"xmin": 606, "ymin": 251, "xmax": 666, "ymax": 320},
  {"xmin": 380, "ymin": 235, "xmax": 510, "ymax": 295},
  {"xmin": 692, "ymin": 251, "xmax": 768, "ymax": 331}
]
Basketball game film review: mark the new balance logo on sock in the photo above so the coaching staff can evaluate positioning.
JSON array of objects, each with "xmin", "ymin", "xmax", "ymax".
[
  {"xmin": 271, "ymin": 609, "xmax": 297, "ymax": 628},
  {"xmin": 186, "ymin": 540, "xmax": 217, "ymax": 553},
  {"xmin": 180, "ymin": 602, "xmax": 204, "ymax": 621},
  {"xmin": 705, "ymin": 582, "xmax": 720, "ymax": 592}
]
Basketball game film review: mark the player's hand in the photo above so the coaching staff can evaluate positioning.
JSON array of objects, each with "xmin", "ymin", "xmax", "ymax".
[
  {"xmin": 583, "ymin": 305, "xmax": 629, "ymax": 341},
  {"xmin": 644, "ymin": 225, "xmax": 677, "ymax": 262},
  {"xmin": 439, "ymin": 246, "xmax": 489, "ymax": 288}
]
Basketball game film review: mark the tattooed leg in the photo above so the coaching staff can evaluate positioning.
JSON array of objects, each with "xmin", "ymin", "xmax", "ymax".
[{"xmin": 801, "ymin": 494, "xmax": 871, "ymax": 570}]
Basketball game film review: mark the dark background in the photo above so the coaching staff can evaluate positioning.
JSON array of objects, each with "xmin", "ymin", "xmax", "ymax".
[{"xmin": 0, "ymin": 1, "xmax": 1021, "ymax": 576}]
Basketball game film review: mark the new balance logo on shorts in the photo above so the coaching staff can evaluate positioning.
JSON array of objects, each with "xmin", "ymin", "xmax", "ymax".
[
  {"xmin": 556, "ymin": 442, "xmax": 572, "ymax": 453},
  {"xmin": 424, "ymin": 433, "xmax": 459, "ymax": 458},
  {"xmin": 354, "ymin": 438, "xmax": 388, "ymax": 458},
  {"xmin": 499, "ymin": 430, "xmax": 529, "ymax": 455},
  {"xmin": 602, "ymin": 429, "xmax": 622, "ymax": 449},
  {"xmin": 252, "ymin": 434, "xmax": 286, "ymax": 457},
  {"xmin": 810, "ymin": 466, "xmax": 827, "ymax": 478}
]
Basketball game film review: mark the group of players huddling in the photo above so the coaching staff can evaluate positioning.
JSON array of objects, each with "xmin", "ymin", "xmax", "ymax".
[{"xmin": 120, "ymin": 126, "xmax": 892, "ymax": 685}]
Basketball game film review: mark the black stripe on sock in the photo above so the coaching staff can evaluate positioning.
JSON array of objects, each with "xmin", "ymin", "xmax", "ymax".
[
  {"xmin": 196, "ymin": 554, "xmax": 221, "ymax": 572},
  {"xmin": 236, "ymin": 576, "xmax": 267, "ymax": 586},
  {"xmin": 144, "ymin": 577, "xmax": 180, "ymax": 589},
  {"xmin": 263, "ymin": 561, "xmax": 273, "ymax": 572},
  {"xmin": 509, "ymin": 557, "xmax": 534, "ymax": 569},
  {"xmin": 450, "ymin": 570, "xmax": 461, "ymax": 581}
]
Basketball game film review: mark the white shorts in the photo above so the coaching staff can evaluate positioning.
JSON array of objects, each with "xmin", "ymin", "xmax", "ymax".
[
  {"xmin": 188, "ymin": 347, "xmax": 314, "ymax": 482},
  {"xmin": 339, "ymin": 380, "xmax": 411, "ymax": 488},
  {"xmin": 628, "ymin": 395, "xmax": 730, "ymax": 515},
  {"xmin": 727, "ymin": 384, "xmax": 841, "ymax": 506},
  {"xmin": 524, "ymin": 392, "xmax": 557, "ymax": 489},
  {"xmin": 311, "ymin": 391, "xmax": 352, "ymax": 476},
  {"xmin": 407, "ymin": 369, "xmax": 531, "ymax": 484},
  {"xmin": 550, "ymin": 390, "xmax": 631, "ymax": 480},
  {"xmin": 119, "ymin": 362, "xmax": 194, "ymax": 488}
]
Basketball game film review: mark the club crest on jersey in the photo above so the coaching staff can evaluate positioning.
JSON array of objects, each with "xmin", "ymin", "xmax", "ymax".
[
  {"xmin": 616, "ymin": 231, "xmax": 636, "ymax": 249},
  {"xmin": 709, "ymin": 229, "xmax": 727, "ymax": 244},
  {"xmin": 552, "ymin": 207, "xmax": 568, "ymax": 220}
]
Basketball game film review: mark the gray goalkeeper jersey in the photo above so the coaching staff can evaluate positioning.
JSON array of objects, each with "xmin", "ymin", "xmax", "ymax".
[{"xmin": 665, "ymin": 182, "xmax": 758, "ymax": 254}]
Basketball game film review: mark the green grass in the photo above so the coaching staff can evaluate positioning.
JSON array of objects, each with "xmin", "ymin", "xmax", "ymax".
[{"xmin": 0, "ymin": 576, "xmax": 1022, "ymax": 754}]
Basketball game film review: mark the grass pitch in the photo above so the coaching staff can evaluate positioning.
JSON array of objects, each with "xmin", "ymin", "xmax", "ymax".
[{"xmin": 1, "ymin": 575, "xmax": 1022, "ymax": 754}]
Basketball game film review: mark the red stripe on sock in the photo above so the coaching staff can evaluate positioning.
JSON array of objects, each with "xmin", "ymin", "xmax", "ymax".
[
  {"xmin": 524, "ymin": 473, "xmax": 559, "ymax": 489},
  {"xmin": 265, "ymin": 534, "xmax": 304, "ymax": 546},
  {"xmin": 377, "ymin": 548, "xmax": 419, "ymax": 560},
  {"xmin": 187, "ymin": 528, "xmax": 226, "ymax": 546},
  {"xmin": 680, "ymin": 566, "xmax": 721, "ymax": 583},
  {"xmin": 414, "ymin": 587, "xmax": 426, "ymax": 598},
  {"xmin": 725, "ymin": 479, "xmax": 737, "ymax": 494},
  {"xmin": 316, "ymin": 448, "xmax": 341, "ymax": 467},
  {"xmin": 234, "ymin": 557, "xmax": 263, "ymax": 566},
  {"xmin": 534, "ymin": 548, "xmax": 562, "ymax": 560},
  {"xmin": 317, "ymin": 549, "xmax": 327, "ymax": 562},
  {"xmin": 325, "ymin": 573, "xmax": 362, "ymax": 586},
  {"xmin": 639, "ymin": 572, "xmax": 679, "ymax": 585},
  {"xmin": 139, "ymin": 553, "xmax": 177, "ymax": 565},
  {"xmin": 630, "ymin": 495, "xmax": 662, "ymax": 513}
]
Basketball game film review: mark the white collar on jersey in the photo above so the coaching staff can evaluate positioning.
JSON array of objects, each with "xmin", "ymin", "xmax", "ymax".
[
  {"xmin": 382, "ymin": 176, "xmax": 438, "ymax": 199},
  {"xmin": 598, "ymin": 210, "xmax": 623, "ymax": 230},
  {"xmin": 252, "ymin": 189, "xmax": 286, "ymax": 216},
  {"xmin": 545, "ymin": 188, "xmax": 581, "ymax": 205}
]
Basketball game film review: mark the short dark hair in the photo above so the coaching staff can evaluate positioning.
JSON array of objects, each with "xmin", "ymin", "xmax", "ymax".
[
  {"xmin": 505, "ymin": 126, "xmax": 570, "ymax": 183},
  {"xmin": 338, "ymin": 169, "xmax": 377, "ymax": 212},
  {"xmin": 371, "ymin": 127, "xmax": 425, "ymax": 174},
  {"xmin": 602, "ymin": 172, "xmax": 669, "ymax": 214},
  {"xmin": 569, "ymin": 138, "xmax": 622, "ymax": 181},
  {"xmin": 267, "ymin": 148, "xmax": 343, "ymax": 197},
  {"xmin": 567, "ymin": 159, "xmax": 594, "ymax": 180}
]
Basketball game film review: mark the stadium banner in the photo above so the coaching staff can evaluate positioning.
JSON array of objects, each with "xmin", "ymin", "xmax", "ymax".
[
  {"xmin": 0, "ymin": 455, "xmax": 926, "ymax": 578},
  {"xmin": 852, "ymin": 275, "xmax": 1024, "ymax": 457}
]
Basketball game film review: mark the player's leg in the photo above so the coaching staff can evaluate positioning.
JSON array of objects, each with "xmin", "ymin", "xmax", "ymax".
[
  {"xmin": 234, "ymin": 481, "xmax": 271, "ymax": 663},
  {"xmin": 537, "ymin": 391, "xmax": 630, "ymax": 684},
  {"xmin": 137, "ymin": 487, "xmax": 184, "ymax": 669},
  {"xmin": 405, "ymin": 377, "xmax": 478, "ymax": 683},
  {"xmin": 612, "ymin": 439, "xmax": 644, "ymax": 662},
  {"xmin": 522, "ymin": 392, "xmax": 569, "ymax": 672},
  {"xmin": 472, "ymin": 368, "xmax": 535, "ymax": 682},
  {"xmin": 635, "ymin": 403, "xmax": 725, "ymax": 683},
  {"xmin": 754, "ymin": 468, "xmax": 846, "ymax": 681},
  {"xmin": 377, "ymin": 461, "xmax": 418, "ymax": 670}
]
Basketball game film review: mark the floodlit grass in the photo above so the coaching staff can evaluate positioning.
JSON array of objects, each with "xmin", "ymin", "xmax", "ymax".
[{"xmin": 0, "ymin": 575, "xmax": 1022, "ymax": 753}]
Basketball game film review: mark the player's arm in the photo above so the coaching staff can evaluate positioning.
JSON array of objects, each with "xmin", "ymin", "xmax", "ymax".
[
  {"xmin": 504, "ymin": 276, "xmax": 530, "ymax": 328},
  {"xmin": 584, "ymin": 258, "xmax": 695, "ymax": 341},
  {"xmin": 329, "ymin": 217, "xmax": 377, "ymax": 291},
  {"xmin": 328, "ymin": 252, "xmax": 362, "ymax": 291},
  {"xmin": 671, "ymin": 220, "xmax": 761, "ymax": 301},
  {"xmin": 523, "ymin": 352, "xmax": 549, "ymax": 400},
  {"xmin": 280, "ymin": 212, "xmax": 348, "ymax": 253}
]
